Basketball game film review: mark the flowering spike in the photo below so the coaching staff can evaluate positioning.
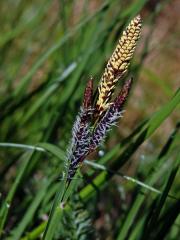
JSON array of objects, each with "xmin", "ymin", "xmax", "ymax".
[
  {"xmin": 113, "ymin": 78, "xmax": 133, "ymax": 110},
  {"xmin": 67, "ymin": 107, "xmax": 92, "ymax": 181},
  {"xmin": 66, "ymin": 15, "xmax": 142, "ymax": 185},
  {"xmin": 89, "ymin": 79, "xmax": 132, "ymax": 150},
  {"xmin": 66, "ymin": 78, "xmax": 94, "ymax": 181},
  {"xmin": 96, "ymin": 15, "xmax": 141, "ymax": 115},
  {"xmin": 90, "ymin": 108, "xmax": 123, "ymax": 151}
]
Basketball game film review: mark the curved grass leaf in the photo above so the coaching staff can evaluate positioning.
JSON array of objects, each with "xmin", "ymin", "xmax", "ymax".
[{"xmin": 0, "ymin": 151, "xmax": 35, "ymax": 237}]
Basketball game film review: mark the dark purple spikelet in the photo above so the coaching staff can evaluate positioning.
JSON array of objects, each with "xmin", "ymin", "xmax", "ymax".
[
  {"xmin": 90, "ymin": 78, "xmax": 133, "ymax": 151},
  {"xmin": 67, "ymin": 107, "xmax": 92, "ymax": 181},
  {"xmin": 90, "ymin": 107, "xmax": 123, "ymax": 150},
  {"xmin": 113, "ymin": 78, "xmax": 133, "ymax": 110},
  {"xmin": 67, "ymin": 78, "xmax": 94, "ymax": 181},
  {"xmin": 83, "ymin": 77, "xmax": 93, "ymax": 110}
]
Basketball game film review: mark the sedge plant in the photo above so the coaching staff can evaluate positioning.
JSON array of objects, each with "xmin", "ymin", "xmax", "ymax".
[
  {"xmin": 43, "ymin": 15, "xmax": 142, "ymax": 239},
  {"xmin": 65, "ymin": 15, "xmax": 142, "ymax": 193}
]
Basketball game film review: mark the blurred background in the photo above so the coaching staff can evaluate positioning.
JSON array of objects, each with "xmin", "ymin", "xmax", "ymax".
[{"xmin": 0, "ymin": 0, "xmax": 179, "ymax": 239}]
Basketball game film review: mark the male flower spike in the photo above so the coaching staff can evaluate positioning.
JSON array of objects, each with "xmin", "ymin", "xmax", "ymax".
[{"xmin": 96, "ymin": 15, "xmax": 141, "ymax": 115}]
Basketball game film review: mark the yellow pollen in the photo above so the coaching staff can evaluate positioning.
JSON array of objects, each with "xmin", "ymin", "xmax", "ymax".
[{"xmin": 96, "ymin": 15, "xmax": 142, "ymax": 115}]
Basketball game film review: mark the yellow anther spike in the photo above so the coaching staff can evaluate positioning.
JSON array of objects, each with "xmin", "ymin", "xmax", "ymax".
[{"xmin": 96, "ymin": 15, "xmax": 142, "ymax": 115}]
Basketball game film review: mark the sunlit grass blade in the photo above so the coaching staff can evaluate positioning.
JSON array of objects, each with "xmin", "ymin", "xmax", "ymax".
[
  {"xmin": 7, "ymin": 178, "xmax": 51, "ymax": 240},
  {"xmin": 41, "ymin": 178, "xmax": 67, "ymax": 240},
  {"xmin": 140, "ymin": 154, "xmax": 179, "ymax": 240},
  {"xmin": 0, "ymin": 150, "xmax": 35, "ymax": 236},
  {"xmin": 117, "ymin": 127, "xmax": 179, "ymax": 240}
]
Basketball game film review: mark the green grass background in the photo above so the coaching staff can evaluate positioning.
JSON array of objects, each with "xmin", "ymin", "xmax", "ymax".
[{"xmin": 0, "ymin": 0, "xmax": 179, "ymax": 239}]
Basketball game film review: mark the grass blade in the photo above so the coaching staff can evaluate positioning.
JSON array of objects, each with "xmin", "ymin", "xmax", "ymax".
[{"xmin": 0, "ymin": 151, "xmax": 35, "ymax": 236}]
